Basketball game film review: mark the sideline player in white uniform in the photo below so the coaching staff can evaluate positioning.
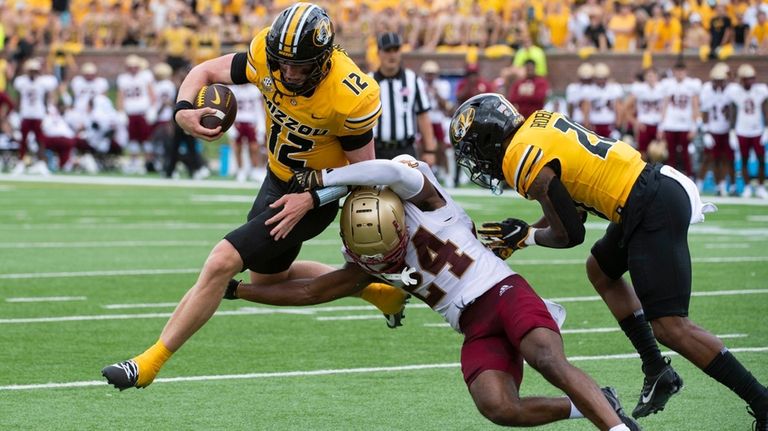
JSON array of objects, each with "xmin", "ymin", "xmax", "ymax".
[
  {"xmin": 116, "ymin": 54, "xmax": 156, "ymax": 173},
  {"xmin": 228, "ymin": 83, "xmax": 266, "ymax": 183},
  {"xmin": 151, "ymin": 63, "xmax": 177, "ymax": 174},
  {"xmin": 659, "ymin": 62, "xmax": 702, "ymax": 177},
  {"xmin": 11, "ymin": 58, "xmax": 59, "ymax": 175},
  {"xmin": 627, "ymin": 68, "xmax": 664, "ymax": 159},
  {"xmin": 725, "ymin": 64, "xmax": 768, "ymax": 198},
  {"xmin": 566, "ymin": 63, "xmax": 594, "ymax": 126},
  {"xmin": 586, "ymin": 63, "xmax": 624, "ymax": 139},
  {"xmin": 699, "ymin": 63, "xmax": 735, "ymax": 196},
  {"xmin": 228, "ymin": 157, "xmax": 640, "ymax": 431},
  {"xmin": 70, "ymin": 62, "xmax": 109, "ymax": 113}
]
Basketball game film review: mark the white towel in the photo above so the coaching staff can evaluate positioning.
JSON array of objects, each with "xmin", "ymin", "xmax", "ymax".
[{"xmin": 660, "ymin": 165, "xmax": 718, "ymax": 224}]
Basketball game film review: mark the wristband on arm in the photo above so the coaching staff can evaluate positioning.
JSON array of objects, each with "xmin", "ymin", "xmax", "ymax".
[{"xmin": 173, "ymin": 100, "xmax": 194, "ymax": 124}]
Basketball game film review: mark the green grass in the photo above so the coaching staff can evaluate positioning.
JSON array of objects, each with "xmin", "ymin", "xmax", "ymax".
[{"xmin": 1, "ymin": 178, "xmax": 767, "ymax": 430}]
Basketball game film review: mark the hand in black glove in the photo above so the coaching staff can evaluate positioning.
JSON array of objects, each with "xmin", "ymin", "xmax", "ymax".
[
  {"xmin": 477, "ymin": 218, "xmax": 532, "ymax": 260},
  {"xmin": 288, "ymin": 168, "xmax": 323, "ymax": 193}
]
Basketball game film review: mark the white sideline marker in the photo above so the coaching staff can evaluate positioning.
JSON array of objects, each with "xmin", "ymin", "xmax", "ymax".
[
  {"xmin": 1, "ymin": 346, "xmax": 766, "ymax": 392},
  {"xmin": 6, "ymin": 296, "xmax": 86, "ymax": 303}
]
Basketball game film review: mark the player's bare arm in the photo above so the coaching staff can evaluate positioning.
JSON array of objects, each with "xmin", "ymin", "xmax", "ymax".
[
  {"xmin": 235, "ymin": 264, "xmax": 373, "ymax": 306},
  {"xmin": 174, "ymin": 54, "xmax": 237, "ymax": 141},
  {"xmin": 527, "ymin": 165, "xmax": 586, "ymax": 248}
]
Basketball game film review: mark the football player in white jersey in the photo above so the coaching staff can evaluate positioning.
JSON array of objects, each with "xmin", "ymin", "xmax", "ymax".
[
  {"xmin": 566, "ymin": 63, "xmax": 594, "ymax": 126},
  {"xmin": 69, "ymin": 62, "xmax": 109, "ymax": 113},
  {"xmin": 151, "ymin": 63, "xmax": 177, "ymax": 174},
  {"xmin": 725, "ymin": 64, "xmax": 768, "ymax": 198},
  {"xmin": 658, "ymin": 62, "xmax": 702, "ymax": 177},
  {"xmin": 11, "ymin": 58, "xmax": 59, "ymax": 175},
  {"xmin": 586, "ymin": 63, "xmax": 624, "ymax": 139},
  {"xmin": 228, "ymin": 83, "xmax": 266, "ymax": 183},
  {"xmin": 116, "ymin": 54, "xmax": 157, "ymax": 173},
  {"xmin": 699, "ymin": 63, "xmax": 735, "ymax": 196},
  {"xmin": 627, "ymin": 68, "xmax": 664, "ymax": 159},
  {"xmin": 228, "ymin": 156, "xmax": 640, "ymax": 431}
]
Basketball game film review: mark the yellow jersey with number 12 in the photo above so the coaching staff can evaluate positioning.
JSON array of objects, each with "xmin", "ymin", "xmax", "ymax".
[
  {"xmin": 502, "ymin": 110, "xmax": 645, "ymax": 223},
  {"xmin": 245, "ymin": 27, "xmax": 382, "ymax": 182}
]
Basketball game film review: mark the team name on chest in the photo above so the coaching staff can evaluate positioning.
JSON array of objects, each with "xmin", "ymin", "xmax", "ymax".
[{"xmin": 264, "ymin": 98, "xmax": 329, "ymax": 136}]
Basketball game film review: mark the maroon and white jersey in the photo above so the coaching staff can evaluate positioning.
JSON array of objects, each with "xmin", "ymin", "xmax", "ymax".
[
  {"xmin": 586, "ymin": 82, "xmax": 624, "ymax": 125},
  {"xmin": 565, "ymin": 82, "xmax": 589, "ymax": 123},
  {"xmin": 660, "ymin": 77, "xmax": 702, "ymax": 132},
  {"xmin": 345, "ymin": 163, "xmax": 516, "ymax": 332},
  {"xmin": 700, "ymin": 82, "xmax": 731, "ymax": 135},
  {"xmin": 13, "ymin": 74, "xmax": 58, "ymax": 120},
  {"xmin": 153, "ymin": 79, "xmax": 177, "ymax": 123},
  {"xmin": 116, "ymin": 72, "xmax": 154, "ymax": 115},
  {"xmin": 725, "ymin": 82, "xmax": 768, "ymax": 138},
  {"xmin": 70, "ymin": 75, "xmax": 109, "ymax": 112},
  {"xmin": 229, "ymin": 84, "xmax": 265, "ymax": 128},
  {"xmin": 630, "ymin": 81, "xmax": 664, "ymax": 126}
]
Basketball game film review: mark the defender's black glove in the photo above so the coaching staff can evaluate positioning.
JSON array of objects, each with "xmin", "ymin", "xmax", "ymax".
[{"xmin": 477, "ymin": 218, "xmax": 532, "ymax": 260}]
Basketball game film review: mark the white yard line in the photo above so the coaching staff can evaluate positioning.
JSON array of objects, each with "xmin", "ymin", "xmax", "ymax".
[
  {"xmin": 0, "ymin": 240, "xmax": 211, "ymax": 249},
  {"xmin": 2, "ymin": 256, "xmax": 767, "ymax": 280},
  {"xmin": 1, "ymin": 346, "xmax": 766, "ymax": 391},
  {"xmin": 5, "ymin": 296, "xmax": 87, "ymax": 303}
]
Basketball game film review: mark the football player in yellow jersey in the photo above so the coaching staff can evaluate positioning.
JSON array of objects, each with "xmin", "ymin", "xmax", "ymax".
[
  {"xmin": 450, "ymin": 94, "xmax": 768, "ymax": 428},
  {"xmin": 101, "ymin": 3, "xmax": 408, "ymax": 392}
]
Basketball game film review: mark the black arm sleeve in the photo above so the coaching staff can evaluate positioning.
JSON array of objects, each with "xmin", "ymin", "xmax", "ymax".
[
  {"xmin": 230, "ymin": 52, "xmax": 249, "ymax": 85},
  {"xmin": 547, "ymin": 175, "xmax": 586, "ymax": 247},
  {"xmin": 338, "ymin": 129, "xmax": 373, "ymax": 152}
]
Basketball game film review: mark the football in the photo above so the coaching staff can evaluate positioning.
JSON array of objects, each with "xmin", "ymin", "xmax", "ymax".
[{"xmin": 195, "ymin": 84, "xmax": 237, "ymax": 132}]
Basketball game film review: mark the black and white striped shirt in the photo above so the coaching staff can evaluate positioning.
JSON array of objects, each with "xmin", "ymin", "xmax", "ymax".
[{"xmin": 371, "ymin": 68, "xmax": 431, "ymax": 144}]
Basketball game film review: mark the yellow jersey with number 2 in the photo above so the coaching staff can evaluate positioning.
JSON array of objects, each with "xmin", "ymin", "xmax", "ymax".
[
  {"xmin": 502, "ymin": 110, "xmax": 645, "ymax": 223},
  {"xmin": 245, "ymin": 27, "xmax": 382, "ymax": 182}
]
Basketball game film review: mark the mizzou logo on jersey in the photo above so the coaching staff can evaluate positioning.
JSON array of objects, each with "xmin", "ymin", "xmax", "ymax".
[
  {"xmin": 452, "ymin": 107, "xmax": 475, "ymax": 142},
  {"xmin": 314, "ymin": 18, "xmax": 332, "ymax": 47},
  {"xmin": 265, "ymin": 98, "xmax": 329, "ymax": 136}
]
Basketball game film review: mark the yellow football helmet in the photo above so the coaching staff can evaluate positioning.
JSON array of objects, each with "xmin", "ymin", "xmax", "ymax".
[{"xmin": 340, "ymin": 186, "xmax": 408, "ymax": 274}]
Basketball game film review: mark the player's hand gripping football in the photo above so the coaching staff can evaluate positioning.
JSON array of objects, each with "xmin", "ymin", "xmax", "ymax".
[
  {"xmin": 477, "ymin": 218, "xmax": 532, "ymax": 260},
  {"xmin": 288, "ymin": 168, "xmax": 323, "ymax": 193}
]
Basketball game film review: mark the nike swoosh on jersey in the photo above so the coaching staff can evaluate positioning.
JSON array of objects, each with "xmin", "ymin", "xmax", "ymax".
[
  {"xmin": 211, "ymin": 87, "xmax": 221, "ymax": 105},
  {"xmin": 641, "ymin": 378, "xmax": 661, "ymax": 404},
  {"xmin": 503, "ymin": 226, "xmax": 522, "ymax": 239}
]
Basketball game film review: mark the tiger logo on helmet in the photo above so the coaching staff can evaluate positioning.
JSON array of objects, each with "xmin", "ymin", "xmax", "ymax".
[
  {"xmin": 340, "ymin": 186, "xmax": 408, "ymax": 275},
  {"xmin": 264, "ymin": 3, "xmax": 335, "ymax": 97}
]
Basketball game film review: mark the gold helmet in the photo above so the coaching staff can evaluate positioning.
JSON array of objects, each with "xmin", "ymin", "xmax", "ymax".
[{"xmin": 340, "ymin": 186, "xmax": 408, "ymax": 274}]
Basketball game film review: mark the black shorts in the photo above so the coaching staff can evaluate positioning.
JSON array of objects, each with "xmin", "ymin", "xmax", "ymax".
[
  {"xmin": 591, "ymin": 166, "xmax": 692, "ymax": 321},
  {"xmin": 224, "ymin": 169, "xmax": 339, "ymax": 274}
]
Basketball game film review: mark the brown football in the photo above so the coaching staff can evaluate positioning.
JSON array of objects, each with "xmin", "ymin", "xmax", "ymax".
[{"xmin": 195, "ymin": 84, "xmax": 237, "ymax": 132}]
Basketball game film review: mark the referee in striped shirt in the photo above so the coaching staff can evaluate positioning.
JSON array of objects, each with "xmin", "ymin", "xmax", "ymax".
[{"xmin": 371, "ymin": 32, "xmax": 437, "ymax": 165}]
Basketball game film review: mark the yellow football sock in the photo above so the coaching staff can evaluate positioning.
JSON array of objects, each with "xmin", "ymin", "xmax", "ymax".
[
  {"xmin": 360, "ymin": 283, "xmax": 408, "ymax": 315},
  {"xmin": 132, "ymin": 339, "xmax": 173, "ymax": 388}
]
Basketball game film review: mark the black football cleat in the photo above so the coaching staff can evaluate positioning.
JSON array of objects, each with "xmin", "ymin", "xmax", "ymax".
[
  {"xmin": 632, "ymin": 357, "xmax": 683, "ymax": 418},
  {"xmin": 749, "ymin": 406, "xmax": 768, "ymax": 431},
  {"xmin": 602, "ymin": 387, "xmax": 642, "ymax": 431},
  {"xmin": 102, "ymin": 360, "xmax": 140, "ymax": 391},
  {"xmin": 383, "ymin": 294, "xmax": 410, "ymax": 329}
]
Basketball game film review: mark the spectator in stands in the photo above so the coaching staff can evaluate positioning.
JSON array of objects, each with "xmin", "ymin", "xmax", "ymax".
[
  {"xmin": 584, "ymin": 11, "xmax": 611, "ymax": 51},
  {"xmin": 747, "ymin": 11, "xmax": 768, "ymax": 54},
  {"xmin": 646, "ymin": 6, "xmax": 682, "ymax": 53},
  {"xmin": 157, "ymin": 16, "xmax": 193, "ymax": 74},
  {"xmin": 542, "ymin": 2, "xmax": 571, "ymax": 49},
  {"xmin": 709, "ymin": 4, "xmax": 733, "ymax": 58},
  {"xmin": 512, "ymin": 32, "xmax": 547, "ymax": 77},
  {"xmin": 507, "ymin": 60, "xmax": 549, "ymax": 119},
  {"xmin": 192, "ymin": 18, "xmax": 222, "ymax": 66},
  {"xmin": 609, "ymin": 2, "xmax": 638, "ymax": 52},
  {"xmin": 684, "ymin": 13, "xmax": 711, "ymax": 51},
  {"xmin": 425, "ymin": 3, "xmax": 465, "ymax": 51}
]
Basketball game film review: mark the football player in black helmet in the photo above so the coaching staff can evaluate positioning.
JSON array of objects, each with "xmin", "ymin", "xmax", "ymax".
[
  {"xmin": 264, "ymin": 4, "xmax": 334, "ymax": 97},
  {"xmin": 449, "ymin": 93, "xmax": 525, "ymax": 194},
  {"xmin": 101, "ymin": 3, "xmax": 410, "ymax": 392}
]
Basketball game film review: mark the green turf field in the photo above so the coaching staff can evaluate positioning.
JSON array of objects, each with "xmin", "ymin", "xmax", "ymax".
[{"xmin": 1, "ymin": 177, "xmax": 766, "ymax": 430}]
